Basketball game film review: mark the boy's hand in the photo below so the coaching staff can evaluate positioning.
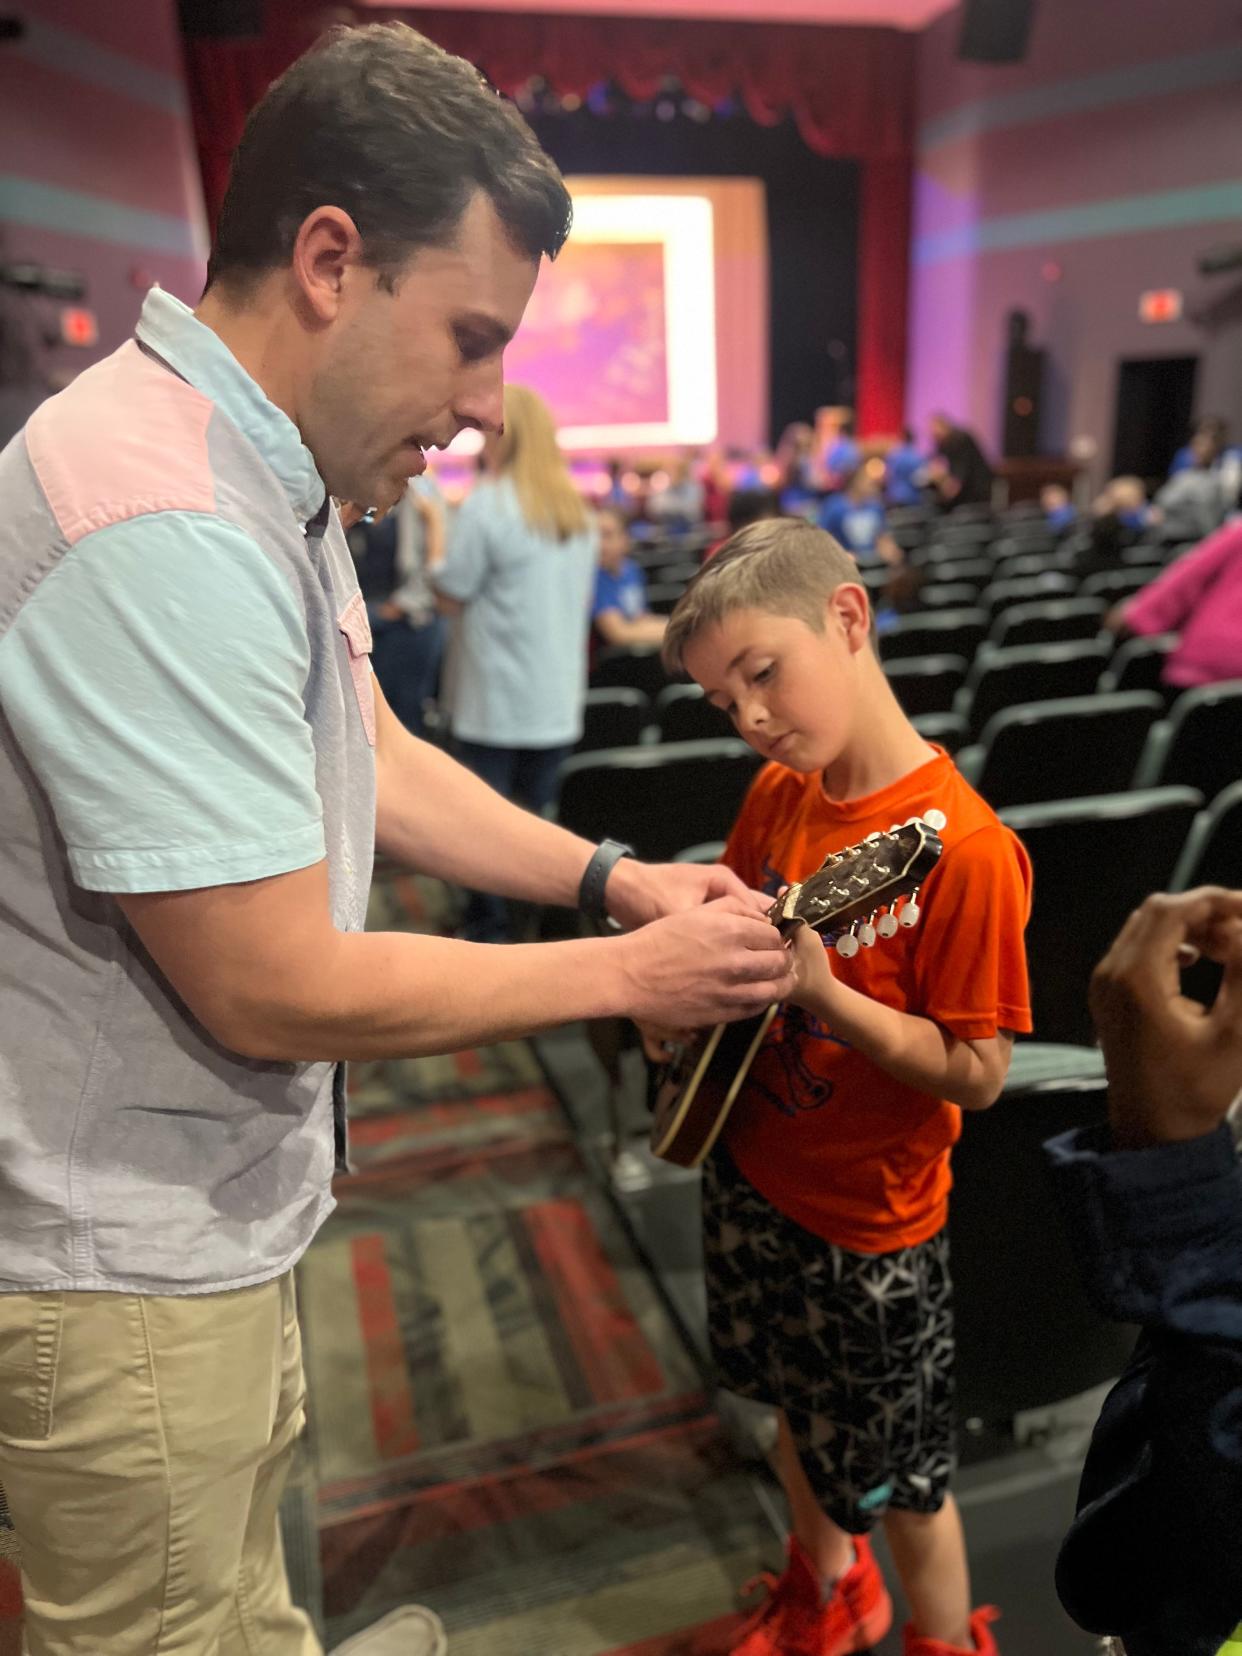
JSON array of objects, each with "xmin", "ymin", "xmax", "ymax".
[
  {"xmin": 786, "ymin": 921, "xmax": 841, "ymax": 1018},
  {"xmin": 636, "ymin": 1019, "xmax": 696, "ymax": 1064},
  {"xmin": 1090, "ymin": 887, "xmax": 1242, "ymax": 1149}
]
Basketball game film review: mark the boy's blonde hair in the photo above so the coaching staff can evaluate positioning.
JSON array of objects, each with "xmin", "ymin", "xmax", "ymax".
[{"xmin": 662, "ymin": 518, "xmax": 866, "ymax": 674}]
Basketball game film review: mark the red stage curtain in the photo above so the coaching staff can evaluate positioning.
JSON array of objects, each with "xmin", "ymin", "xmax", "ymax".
[
  {"xmin": 182, "ymin": 5, "xmax": 914, "ymax": 433},
  {"xmin": 857, "ymin": 156, "xmax": 912, "ymax": 440}
]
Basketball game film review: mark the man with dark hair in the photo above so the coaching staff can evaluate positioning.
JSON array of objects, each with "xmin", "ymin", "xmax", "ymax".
[{"xmin": 0, "ymin": 23, "xmax": 792, "ymax": 1655}]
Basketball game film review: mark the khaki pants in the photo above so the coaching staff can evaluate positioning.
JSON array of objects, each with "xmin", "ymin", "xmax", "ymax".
[{"xmin": 0, "ymin": 1274, "xmax": 321, "ymax": 1656}]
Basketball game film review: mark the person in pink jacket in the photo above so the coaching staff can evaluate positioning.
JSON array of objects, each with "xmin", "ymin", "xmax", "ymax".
[{"xmin": 1116, "ymin": 520, "xmax": 1242, "ymax": 689}]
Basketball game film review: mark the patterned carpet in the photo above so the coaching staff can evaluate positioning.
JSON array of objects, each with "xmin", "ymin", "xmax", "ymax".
[
  {"xmin": 0, "ymin": 871, "xmax": 784, "ymax": 1654},
  {"xmin": 308, "ymin": 871, "xmax": 783, "ymax": 1652}
]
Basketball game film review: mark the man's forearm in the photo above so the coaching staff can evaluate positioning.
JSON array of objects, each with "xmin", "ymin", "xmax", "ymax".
[
  {"xmin": 375, "ymin": 725, "xmax": 595, "ymax": 906},
  {"xmin": 233, "ymin": 928, "xmax": 631, "ymax": 1061}
]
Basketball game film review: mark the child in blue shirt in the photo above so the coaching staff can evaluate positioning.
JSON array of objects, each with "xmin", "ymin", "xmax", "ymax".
[
  {"xmin": 592, "ymin": 507, "xmax": 667, "ymax": 649},
  {"xmin": 886, "ymin": 429, "xmax": 926, "ymax": 507},
  {"xmin": 819, "ymin": 467, "xmax": 899, "ymax": 564}
]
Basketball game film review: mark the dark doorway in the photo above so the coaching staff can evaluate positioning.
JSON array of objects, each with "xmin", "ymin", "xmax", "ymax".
[{"xmin": 1112, "ymin": 355, "xmax": 1198, "ymax": 484}]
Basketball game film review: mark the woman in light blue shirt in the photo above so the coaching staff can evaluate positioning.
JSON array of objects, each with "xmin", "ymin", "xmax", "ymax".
[{"xmin": 435, "ymin": 384, "xmax": 597, "ymax": 940}]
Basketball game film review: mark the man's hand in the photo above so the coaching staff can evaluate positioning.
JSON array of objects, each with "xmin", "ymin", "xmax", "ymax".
[
  {"xmin": 604, "ymin": 857, "xmax": 770, "ymax": 929},
  {"xmin": 615, "ymin": 896, "xmax": 796, "ymax": 1027},
  {"xmin": 1090, "ymin": 887, "xmax": 1242, "ymax": 1149}
]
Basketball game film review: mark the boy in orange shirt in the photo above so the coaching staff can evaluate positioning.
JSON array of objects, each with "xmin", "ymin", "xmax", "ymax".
[{"xmin": 658, "ymin": 520, "xmax": 1033, "ymax": 1656}]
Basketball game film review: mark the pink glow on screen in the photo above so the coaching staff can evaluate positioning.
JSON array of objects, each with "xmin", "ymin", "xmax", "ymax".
[{"xmin": 506, "ymin": 240, "xmax": 669, "ymax": 429}]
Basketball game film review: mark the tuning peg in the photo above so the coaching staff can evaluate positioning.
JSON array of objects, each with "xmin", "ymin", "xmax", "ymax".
[
  {"xmin": 923, "ymin": 809, "xmax": 947, "ymax": 832},
  {"xmin": 876, "ymin": 912, "xmax": 899, "ymax": 939},
  {"xmin": 899, "ymin": 899, "xmax": 921, "ymax": 929},
  {"xmin": 835, "ymin": 928, "xmax": 860, "ymax": 959},
  {"xmin": 858, "ymin": 921, "xmax": 877, "ymax": 948}
]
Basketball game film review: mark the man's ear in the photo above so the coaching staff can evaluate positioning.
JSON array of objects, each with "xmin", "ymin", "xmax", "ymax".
[
  {"xmin": 829, "ymin": 582, "xmax": 873, "ymax": 653},
  {"xmin": 290, "ymin": 207, "xmax": 365, "ymax": 325}
]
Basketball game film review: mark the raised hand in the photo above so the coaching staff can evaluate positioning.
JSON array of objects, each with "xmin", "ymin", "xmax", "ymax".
[{"xmin": 1090, "ymin": 886, "xmax": 1242, "ymax": 1149}]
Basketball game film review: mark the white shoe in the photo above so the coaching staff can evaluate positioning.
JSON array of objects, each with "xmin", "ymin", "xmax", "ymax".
[{"xmin": 330, "ymin": 1605, "xmax": 447, "ymax": 1655}]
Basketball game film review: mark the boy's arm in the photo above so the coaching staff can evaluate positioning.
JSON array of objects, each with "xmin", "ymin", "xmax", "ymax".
[
  {"xmin": 786, "ymin": 819, "xmax": 1032, "ymax": 1109},
  {"xmin": 787, "ymin": 930, "xmax": 1012, "ymax": 1110},
  {"xmin": 594, "ymin": 608, "xmax": 668, "ymax": 647}
]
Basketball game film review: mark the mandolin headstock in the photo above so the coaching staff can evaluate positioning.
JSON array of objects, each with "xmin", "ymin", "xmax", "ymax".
[{"xmin": 770, "ymin": 811, "xmax": 945, "ymax": 957}]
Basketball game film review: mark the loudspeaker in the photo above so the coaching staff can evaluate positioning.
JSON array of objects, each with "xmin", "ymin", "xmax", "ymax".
[
  {"xmin": 177, "ymin": 0, "xmax": 263, "ymax": 38},
  {"xmin": 958, "ymin": 0, "xmax": 1037, "ymax": 63},
  {"xmin": 1002, "ymin": 309, "xmax": 1043, "ymax": 457}
]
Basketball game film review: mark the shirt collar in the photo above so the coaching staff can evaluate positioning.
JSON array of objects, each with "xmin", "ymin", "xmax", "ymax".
[{"xmin": 135, "ymin": 286, "xmax": 327, "ymax": 525}]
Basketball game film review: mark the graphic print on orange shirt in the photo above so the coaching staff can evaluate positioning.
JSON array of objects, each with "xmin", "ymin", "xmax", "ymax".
[{"xmin": 720, "ymin": 748, "xmax": 1033, "ymax": 1255}]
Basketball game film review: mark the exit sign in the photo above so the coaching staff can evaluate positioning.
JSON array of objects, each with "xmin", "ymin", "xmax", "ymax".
[
  {"xmin": 59, "ymin": 307, "xmax": 98, "ymax": 347},
  {"xmin": 1139, "ymin": 288, "xmax": 1183, "ymax": 324}
]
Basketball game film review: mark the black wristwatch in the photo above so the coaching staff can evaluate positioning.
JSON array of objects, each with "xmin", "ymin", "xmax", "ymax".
[{"xmin": 578, "ymin": 838, "xmax": 635, "ymax": 927}]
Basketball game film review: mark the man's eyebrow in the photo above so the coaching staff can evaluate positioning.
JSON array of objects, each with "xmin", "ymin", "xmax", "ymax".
[{"xmin": 456, "ymin": 313, "xmax": 513, "ymax": 351}]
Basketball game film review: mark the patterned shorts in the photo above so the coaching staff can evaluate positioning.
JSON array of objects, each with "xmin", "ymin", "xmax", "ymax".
[{"xmin": 702, "ymin": 1147, "xmax": 957, "ymax": 1534}]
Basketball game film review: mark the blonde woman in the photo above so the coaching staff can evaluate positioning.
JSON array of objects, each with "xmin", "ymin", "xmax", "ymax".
[{"xmin": 435, "ymin": 384, "xmax": 597, "ymax": 941}]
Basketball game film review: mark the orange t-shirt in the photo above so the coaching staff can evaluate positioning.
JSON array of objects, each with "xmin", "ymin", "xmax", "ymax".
[{"xmin": 720, "ymin": 746, "xmax": 1033, "ymax": 1254}]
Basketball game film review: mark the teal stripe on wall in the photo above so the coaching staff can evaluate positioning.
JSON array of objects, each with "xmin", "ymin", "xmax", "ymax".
[
  {"xmin": 919, "ymin": 41, "xmax": 1242, "ymax": 153},
  {"xmin": 17, "ymin": 18, "xmax": 189, "ymax": 118},
  {"xmin": 0, "ymin": 176, "xmax": 204, "ymax": 259},
  {"xmin": 914, "ymin": 178, "xmax": 1242, "ymax": 268}
]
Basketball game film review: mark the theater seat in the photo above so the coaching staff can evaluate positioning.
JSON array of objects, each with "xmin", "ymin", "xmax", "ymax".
[
  {"xmin": 645, "ymin": 581, "xmax": 690, "ymax": 615},
  {"xmin": 987, "ymin": 597, "xmax": 1106, "ymax": 651},
  {"xmin": 955, "ymin": 691, "xmax": 1162, "ymax": 808},
  {"xmin": 917, "ymin": 582, "xmax": 981, "ymax": 610},
  {"xmin": 577, "ymin": 687, "xmax": 651, "ymax": 753},
  {"xmin": 1172, "ymin": 779, "xmax": 1242, "ymax": 890},
  {"xmin": 1097, "ymin": 632, "xmax": 1177, "ymax": 696},
  {"xmin": 883, "ymin": 654, "xmax": 970, "ymax": 716},
  {"xmin": 950, "ymin": 1069, "xmax": 1135, "ymax": 1426},
  {"xmin": 673, "ymin": 840, "xmax": 727, "ymax": 864},
  {"xmin": 955, "ymin": 638, "xmax": 1112, "ymax": 743},
  {"xmin": 925, "ymin": 557, "xmax": 993, "ymax": 587},
  {"xmin": 557, "ymin": 739, "xmax": 763, "ymax": 863},
  {"xmin": 980, "ymin": 573, "xmax": 1077, "ymax": 618},
  {"xmin": 1081, "ymin": 566, "xmax": 1164, "ymax": 604},
  {"xmin": 1133, "ymin": 680, "xmax": 1242, "ymax": 801},
  {"xmin": 911, "ymin": 711, "xmax": 967, "ymax": 754},
  {"xmin": 879, "ymin": 608, "xmax": 989, "ymax": 663},
  {"xmin": 591, "ymin": 646, "xmax": 671, "ymax": 699},
  {"xmin": 1001, "ymin": 787, "xmax": 1203, "ymax": 1045},
  {"xmin": 654, "ymin": 683, "xmax": 732, "ymax": 744}
]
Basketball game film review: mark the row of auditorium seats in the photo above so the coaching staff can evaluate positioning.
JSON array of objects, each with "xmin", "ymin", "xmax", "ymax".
[
  {"xmin": 557, "ymin": 737, "xmax": 1242, "ymax": 1045},
  {"xmin": 591, "ymin": 632, "xmax": 1209, "ymax": 765}
]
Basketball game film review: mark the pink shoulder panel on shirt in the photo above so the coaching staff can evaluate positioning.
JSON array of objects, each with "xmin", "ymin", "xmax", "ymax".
[{"xmin": 26, "ymin": 340, "xmax": 215, "ymax": 546}]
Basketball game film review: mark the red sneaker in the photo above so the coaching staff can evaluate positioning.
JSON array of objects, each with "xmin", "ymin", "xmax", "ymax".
[
  {"xmin": 730, "ymin": 1534, "xmax": 893, "ymax": 1656},
  {"xmin": 902, "ymin": 1605, "xmax": 1001, "ymax": 1656}
]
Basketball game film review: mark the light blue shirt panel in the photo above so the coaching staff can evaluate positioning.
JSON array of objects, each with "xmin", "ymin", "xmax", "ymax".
[
  {"xmin": 437, "ymin": 477, "xmax": 597, "ymax": 747},
  {"xmin": 0, "ymin": 512, "xmax": 326, "ymax": 892}
]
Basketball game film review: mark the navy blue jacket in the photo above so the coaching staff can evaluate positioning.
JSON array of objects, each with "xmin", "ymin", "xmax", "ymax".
[{"xmin": 1045, "ymin": 1120, "xmax": 1242, "ymax": 1656}]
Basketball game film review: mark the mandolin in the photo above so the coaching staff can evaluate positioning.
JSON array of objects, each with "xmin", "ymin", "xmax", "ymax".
[{"xmin": 649, "ymin": 813, "xmax": 945, "ymax": 1168}]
